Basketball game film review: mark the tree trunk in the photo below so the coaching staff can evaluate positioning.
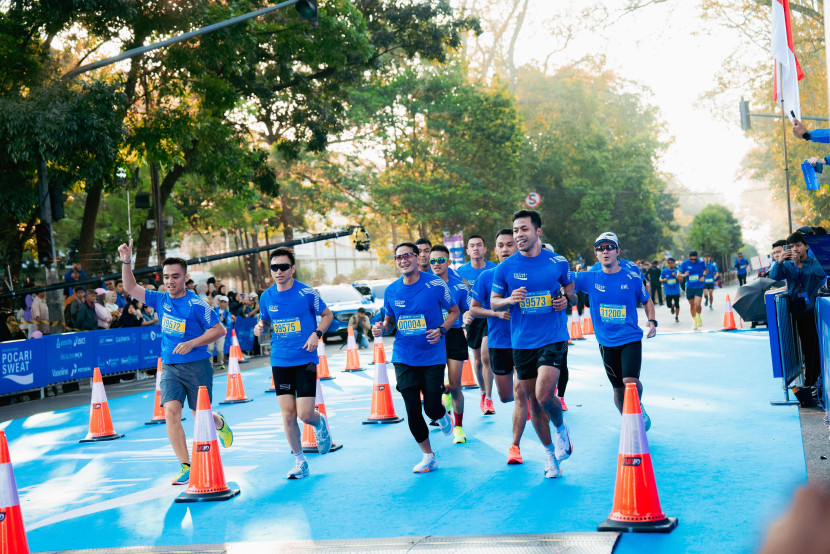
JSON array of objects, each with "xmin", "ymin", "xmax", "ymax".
[
  {"xmin": 279, "ymin": 190, "xmax": 294, "ymax": 241},
  {"xmin": 134, "ymin": 162, "xmax": 188, "ymax": 268},
  {"xmin": 78, "ymin": 186, "xmax": 102, "ymax": 271}
]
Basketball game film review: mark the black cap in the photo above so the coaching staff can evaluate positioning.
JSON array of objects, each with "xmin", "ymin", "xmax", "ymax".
[
  {"xmin": 688, "ymin": 250, "xmax": 698, "ymax": 257},
  {"xmin": 796, "ymin": 225, "xmax": 814, "ymax": 235}
]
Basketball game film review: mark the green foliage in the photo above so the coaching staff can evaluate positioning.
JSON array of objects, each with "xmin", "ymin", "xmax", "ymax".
[{"xmin": 687, "ymin": 204, "xmax": 743, "ymax": 258}]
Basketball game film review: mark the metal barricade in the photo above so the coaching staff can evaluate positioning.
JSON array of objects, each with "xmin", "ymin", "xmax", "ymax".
[
  {"xmin": 767, "ymin": 292, "xmax": 803, "ymax": 406},
  {"xmin": 816, "ymin": 298, "xmax": 830, "ymax": 419}
]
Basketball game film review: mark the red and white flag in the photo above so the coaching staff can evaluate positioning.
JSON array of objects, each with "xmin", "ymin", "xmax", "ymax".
[{"xmin": 771, "ymin": 0, "xmax": 804, "ymax": 121}]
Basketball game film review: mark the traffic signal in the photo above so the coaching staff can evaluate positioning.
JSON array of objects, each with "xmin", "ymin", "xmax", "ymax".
[
  {"xmin": 739, "ymin": 98, "xmax": 751, "ymax": 131},
  {"xmin": 295, "ymin": 0, "xmax": 318, "ymax": 28},
  {"xmin": 35, "ymin": 223, "xmax": 52, "ymax": 265},
  {"xmin": 50, "ymin": 185, "xmax": 65, "ymax": 220},
  {"xmin": 135, "ymin": 192, "xmax": 151, "ymax": 209}
]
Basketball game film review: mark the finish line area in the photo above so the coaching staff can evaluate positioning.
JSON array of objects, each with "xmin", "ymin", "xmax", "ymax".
[{"xmin": 1, "ymin": 331, "xmax": 805, "ymax": 553}]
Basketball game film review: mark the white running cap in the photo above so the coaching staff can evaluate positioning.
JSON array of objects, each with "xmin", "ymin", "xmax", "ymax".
[{"xmin": 594, "ymin": 232, "xmax": 619, "ymax": 249}]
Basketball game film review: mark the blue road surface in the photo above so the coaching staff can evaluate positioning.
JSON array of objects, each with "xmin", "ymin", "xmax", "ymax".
[{"xmin": 1, "ymin": 331, "xmax": 805, "ymax": 553}]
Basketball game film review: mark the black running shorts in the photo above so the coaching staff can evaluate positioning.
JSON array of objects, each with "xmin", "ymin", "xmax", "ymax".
[
  {"xmin": 445, "ymin": 327, "xmax": 469, "ymax": 361},
  {"xmin": 465, "ymin": 318, "xmax": 488, "ymax": 349},
  {"xmin": 598, "ymin": 341, "xmax": 642, "ymax": 388},
  {"xmin": 273, "ymin": 363, "xmax": 318, "ymax": 397},
  {"xmin": 393, "ymin": 363, "xmax": 445, "ymax": 393},
  {"xmin": 512, "ymin": 341, "xmax": 568, "ymax": 381},
  {"xmin": 665, "ymin": 294, "xmax": 680, "ymax": 310},
  {"xmin": 489, "ymin": 347, "xmax": 514, "ymax": 376}
]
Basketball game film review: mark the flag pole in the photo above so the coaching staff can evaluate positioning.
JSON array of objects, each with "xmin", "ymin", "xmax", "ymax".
[{"xmin": 779, "ymin": 61, "xmax": 794, "ymax": 233}]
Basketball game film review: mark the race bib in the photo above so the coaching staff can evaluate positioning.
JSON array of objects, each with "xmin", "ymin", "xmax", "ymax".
[
  {"xmin": 689, "ymin": 274, "xmax": 700, "ymax": 282},
  {"xmin": 599, "ymin": 304, "xmax": 626, "ymax": 324},
  {"xmin": 161, "ymin": 315, "xmax": 186, "ymax": 337},
  {"xmin": 704, "ymin": 278, "xmax": 714, "ymax": 283},
  {"xmin": 667, "ymin": 279, "xmax": 677, "ymax": 285},
  {"xmin": 519, "ymin": 290, "xmax": 552, "ymax": 314},
  {"xmin": 271, "ymin": 318, "xmax": 301, "ymax": 338},
  {"xmin": 442, "ymin": 309, "xmax": 448, "ymax": 321},
  {"xmin": 397, "ymin": 314, "xmax": 427, "ymax": 336}
]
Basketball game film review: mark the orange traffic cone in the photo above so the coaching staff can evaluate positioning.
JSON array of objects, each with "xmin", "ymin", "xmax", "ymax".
[
  {"xmin": 461, "ymin": 357, "xmax": 478, "ymax": 389},
  {"xmin": 265, "ymin": 374, "xmax": 276, "ymax": 393},
  {"xmin": 0, "ymin": 431, "xmax": 29, "ymax": 553},
  {"xmin": 582, "ymin": 310, "xmax": 594, "ymax": 335},
  {"xmin": 371, "ymin": 337, "xmax": 387, "ymax": 365},
  {"xmin": 570, "ymin": 306, "xmax": 585, "ymax": 340},
  {"xmin": 301, "ymin": 379, "xmax": 343, "ymax": 453},
  {"xmin": 229, "ymin": 329, "xmax": 244, "ymax": 362},
  {"xmin": 174, "ymin": 386, "xmax": 240, "ymax": 503},
  {"xmin": 344, "ymin": 325, "xmax": 365, "ymax": 372},
  {"xmin": 722, "ymin": 294, "xmax": 737, "ymax": 331},
  {"xmin": 316, "ymin": 340, "xmax": 334, "ymax": 381},
  {"xmin": 220, "ymin": 355, "xmax": 253, "ymax": 404},
  {"xmin": 146, "ymin": 358, "xmax": 184, "ymax": 424},
  {"xmin": 598, "ymin": 383, "xmax": 677, "ymax": 533},
  {"xmin": 363, "ymin": 339, "xmax": 403, "ymax": 424},
  {"xmin": 80, "ymin": 367, "xmax": 124, "ymax": 442}
]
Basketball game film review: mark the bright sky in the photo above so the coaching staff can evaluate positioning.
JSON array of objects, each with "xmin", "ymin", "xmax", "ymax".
[{"xmin": 511, "ymin": 0, "xmax": 779, "ymax": 250}]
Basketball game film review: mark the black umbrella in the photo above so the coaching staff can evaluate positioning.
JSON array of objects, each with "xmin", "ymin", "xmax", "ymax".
[{"xmin": 733, "ymin": 277, "xmax": 784, "ymax": 323}]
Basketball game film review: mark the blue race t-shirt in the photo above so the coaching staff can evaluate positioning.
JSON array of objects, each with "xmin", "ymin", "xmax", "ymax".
[
  {"xmin": 471, "ymin": 268, "xmax": 511, "ymax": 349},
  {"xmin": 591, "ymin": 258, "xmax": 645, "ymax": 280},
  {"xmin": 492, "ymin": 250, "xmax": 573, "ymax": 349},
  {"xmin": 679, "ymin": 259, "xmax": 706, "ymax": 289},
  {"xmin": 734, "ymin": 258, "xmax": 748, "ymax": 275},
  {"xmin": 704, "ymin": 262, "xmax": 719, "ymax": 284},
  {"xmin": 259, "ymin": 280, "xmax": 327, "ymax": 367},
  {"xmin": 144, "ymin": 289, "xmax": 221, "ymax": 364},
  {"xmin": 383, "ymin": 271, "xmax": 455, "ymax": 366},
  {"xmin": 661, "ymin": 268, "xmax": 680, "ymax": 295},
  {"xmin": 457, "ymin": 260, "xmax": 497, "ymax": 290},
  {"xmin": 442, "ymin": 272, "xmax": 470, "ymax": 329},
  {"xmin": 574, "ymin": 269, "xmax": 649, "ymax": 347}
]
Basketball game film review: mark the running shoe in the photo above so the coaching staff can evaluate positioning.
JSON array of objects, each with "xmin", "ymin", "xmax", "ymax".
[
  {"xmin": 172, "ymin": 463, "xmax": 190, "ymax": 485},
  {"xmin": 544, "ymin": 454, "xmax": 562, "ymax": 478},
  {"xmin": 692, "ymin": 319, "xmax": 699, "ymax": 331},
  {"xmin": 641, "ymin": 404, "xmax": 652, "ymax": 432},
  {"xmin": 507, "ymin": 445, "xmax": 523, "ymax": 465},
  {"xmin": 287, "ymin": 459, "xmax": 309, "ymax": 479},
  {"xmin": 709, "ymin": 304, "xmax": 713, "ymax": 311},
  {"xmin": 413, "ymin": 453, "xmax": 437, "ymax": 473},
  {"xmin": 314, "ymin": 414, "xmax": 332, "ymax": 455},
  {"xmin": 704, "ymin": 298, "xmax": 708, "ymax": 307},
  {"xmin": 484, "ymin": 398, "xmax": 496, "ymax": 415},
  {"xmin": 675, "ymin": 315, "xmax": 679, "ymax": 323},
  {"xmin": 442, "ymin": 391, "xmax": 452, "ymax": 415},
  {"xmin": 215, "ymin": 412, "xmax": 233, "ymax": 448},
  {"xmin": 438, "ymin": 412, "xmax": 453, "ymax": 436},
  {"xmin": 559, "ymin": 397, "xmax": 568, "ymax": 411},
  {"xmin": 453, "ymin": 426, "xmax": 467, "ymax": 444},
  {"xmin": 553, "ymin": 422, "xmax": 573, "ymax": 461},
  {"xmin": 479, "ymin": 393, "xmax": 487, "ymax": 414}
]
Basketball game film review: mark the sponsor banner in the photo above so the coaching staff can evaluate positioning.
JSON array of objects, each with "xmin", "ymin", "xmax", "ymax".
[
  {"xmin": 223, "ymin": 317, "xmax": 256, "ymax": 354},
  {"xmin": 46, "ymin": 333, "xmax": 96, "ymax": 383},
  {"xmin": 95, "ymin": 328, "xmax": 142, "ymax": 375},
  {"xmin": 0, "ymin": 339, "xmax": 46, "ymax": 394},
  {"xmin": 139, "ymin": 326, "xmax": 162, "ymax": 368}
]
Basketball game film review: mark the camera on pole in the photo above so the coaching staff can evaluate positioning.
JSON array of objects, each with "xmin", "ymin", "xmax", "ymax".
[{"xmin": 295, "ymin": 0, "xmax": 318, "ymax": 28}]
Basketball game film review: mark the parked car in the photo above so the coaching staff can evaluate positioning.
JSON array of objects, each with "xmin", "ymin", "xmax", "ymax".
[
  {"xmin": 315, "ymin": 285, "xmax": 382, "ymax": 341},
  {"xmin": 352, "ymin": 279, "xmax": 395, "ymax": 307}
]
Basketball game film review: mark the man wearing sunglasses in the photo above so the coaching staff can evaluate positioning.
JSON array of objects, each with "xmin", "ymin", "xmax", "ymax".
[
  {"xmin": 678, "ymin": 250, "xmax": 708, "ymax": 330},
  {"xmin": 430, "ymin": 245, "xmax": 473, "ymax": 444},
  {"xmin": 491, "ymin": 210, "xmax": 575, "ymax": 479},
  {"xmin": 254, "ymin": 247, "xmax": 334, "ymax": 480},
  {"xmin": 574, "ymin": 232, "xmax": 657, "ymax": 431},
  {"xmin": 373, "ymin": 242, "xmax": 458, "ymax": 473},
  {"xmin": 457, "ymin": 235, "xmax": 498, "ymax": 416},
  {"xmin": 469, "ymin": 228, "xmax": 529, "ymax": 465}
]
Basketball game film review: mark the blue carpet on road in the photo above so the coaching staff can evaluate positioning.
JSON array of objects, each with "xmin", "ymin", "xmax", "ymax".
[{"xmin": 0, "ymin": 330, "xmax": 805, "ymax": 553}]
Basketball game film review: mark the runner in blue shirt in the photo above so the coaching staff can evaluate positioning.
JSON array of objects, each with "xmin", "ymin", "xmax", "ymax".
[
  {"xmin": 703, "ymin": 253, "xmax": 720, "ymax": 311},
  {"xmin": 372, "ymin": 242, "xmax": 457, "ymax": 473},
  {"xmin": 678, "ymin": 250, "xmax": 708, "ymax": 330},
  {"xmin": 660, "ymin": 258, "xmax": 681, "ymax": 323},
  {"xmin": 117, "ymin": 239, "xmax": 233, "ymax": 486},
  {"xmin": 456, "ymin": 235, "xmax": 498, "ymax": 416},
  {"xmin": 734, "ymin": 252, "xmax": 749, "ymax": 286},
  {"xmin": 468, "ymin": 228, "xmax": 528, "ymax": 465},
  {"xmin": 254, "ymin": 247, "xmax": 334, "ymax": 479},
  {"xmin": 574, "ymin": 232, "xmax": 657, "ymax": 431},
  {"xmin": 491, "ymin": 210, "xmax": 574, "ymax": 479},
  {"xmin": 431, "ymin": 244, "xmax": 473, "ymax": 444}
]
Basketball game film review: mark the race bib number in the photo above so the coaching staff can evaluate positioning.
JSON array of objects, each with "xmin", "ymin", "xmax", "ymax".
[
  {"xmin": 161, "ymin": 315, "xmax": 186, "ymax": 337},
  {"xmin": 519, "ymin": 290, "xmax": 552, "ymax": 314},
  {"xmin": 689, "ymin": 274, "xmax": 700, "ymax": 282},
  {"xmin": 271, "ymin": 318, "xmax": 301, "ymax": 338},
  {"xmin": 397, "ymin": 315, "xmax": 427, "ymax": 336},
  {"xmin": 667, "ymin": 279, "xmax": 677, "ymax": 285},
  {"xmin": 599, "ymin": 304, "xmax": 626, "ymax": 324},
  {"xmin": 704, "ymin": 278, "xmax": 714, "ymax": 283},
  {"xmin": 442, "ymin": 309, "xmax": 448, "ymax": 321}
]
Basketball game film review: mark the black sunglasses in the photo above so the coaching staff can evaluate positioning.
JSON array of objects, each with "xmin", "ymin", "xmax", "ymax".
[
  {"xmin": 270, "ymin": 263, "xmax": 293, "ymax": 272},
  {"xmin": 595, "ymin": 244, "xmax": 617, "ymax": 252},
  {"xmin": 429, "ymin": 257, "xmax": 449, "ymax": 265}
]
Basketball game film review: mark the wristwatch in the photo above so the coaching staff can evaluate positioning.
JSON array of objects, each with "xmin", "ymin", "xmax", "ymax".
[
  {"xmin": 314, "ymin": 330, "xmax": 323, "ymax": 338},
  {"xmin": 648, "ymin": 319, "xmax": 658, "ymax": 327},
  {"xmin": 439, "ymin": 327, "xmax": 447, "ymax": 334}
]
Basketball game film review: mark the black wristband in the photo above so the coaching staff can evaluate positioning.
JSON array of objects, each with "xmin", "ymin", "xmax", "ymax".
[
  {"xmin": 803, "ymin": 131, "xmax": 811, "ymax": 141},
  {"xmin": 314, "ymin": 330, "xmax": 323, "ymax": 338},
  {"xmin": 648, "ymin": 319, "xmax": 658, "ymax": 327}
]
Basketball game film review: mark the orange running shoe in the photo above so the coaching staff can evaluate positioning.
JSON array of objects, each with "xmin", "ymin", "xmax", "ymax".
[
  {"xmin": 479, "ymin": 393, "xmax": 486, "ymax": 414},
  {"xmin": 559, "ymin": 397, "xmax": 568, "ymax": 411},
  {"xmin": 507, "ymin": 445, "xmax": 523, "ymax": 465},
  {"xmin": 484, "ymin": 398, "xmax": 496, "ymax": 415}
]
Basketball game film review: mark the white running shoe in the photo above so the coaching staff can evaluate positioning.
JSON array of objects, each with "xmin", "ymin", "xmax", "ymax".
[
  {"xmin": 553, "ymin": 422, "xmax": 573, "ymax": 462},
  {"xmin": 287, "ymin": 459, "xmax": 309, "ymax": 479},
  {"xmin": 438, "ymin": 412, "xmax": 453, "ymax": 436},
  {"xmin": 544, "ymin": 454, "xmax": 561, "ymax": 478},
  {"xmin": 314, "ymin": 414, "xmax": 332, "ymax": 455},
  {"xmin": 413, "ymin": 453, "xmax": 437, "ymax": 473}
]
